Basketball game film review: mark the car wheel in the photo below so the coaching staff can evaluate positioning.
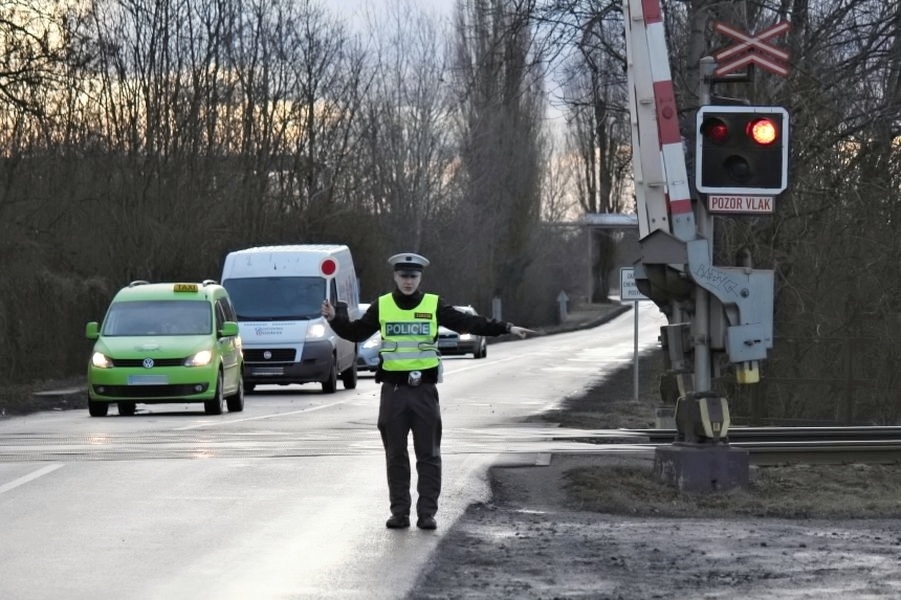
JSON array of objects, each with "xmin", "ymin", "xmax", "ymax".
[
  {"xmin": 341, "ymin": 361, "xmax": 358, "ymax": 390},
  {"xmin": 117, "ymin": 401, "xmax": 136, "ymax": 416},
  {"xmin": 205, "ymin": 372, "xmax": 225, "ymax": 415},
  {"xmin": 88, "ymin": 400, "xmax": 108, "ymax": 417},
  {"xmin": 322, "ymin": 359, "xmax": 338, "ymax": 394},
  {"xmin": 475, "ymin": 339, "xmax": 487, "ymax": 359},
  {"xmin": 226, "ymin": 377, "xmax": 245, "ymax": 413}
]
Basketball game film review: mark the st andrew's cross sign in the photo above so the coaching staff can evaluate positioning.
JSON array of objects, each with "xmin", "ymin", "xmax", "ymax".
[{"xmin": 713, "ymin": 21, "xmax": 791, "ymax": 78}]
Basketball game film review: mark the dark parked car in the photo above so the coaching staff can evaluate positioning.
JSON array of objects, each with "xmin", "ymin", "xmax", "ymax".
[{"xmin": 437, "ymin": 305, "xmax": 487, "ymax": 359}]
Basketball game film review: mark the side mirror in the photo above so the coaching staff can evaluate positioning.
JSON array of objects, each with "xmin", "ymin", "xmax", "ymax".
[
  {"xmin": 85, "ymin": 322, "xmax": 100, "ymax": 340},
  {"xmin": 220, "ymin": 321, "xmax": 239, "ymax": 338},
  {"xmin": 334, "ymin": 301, "xmax": 348, "ymax": 320}
]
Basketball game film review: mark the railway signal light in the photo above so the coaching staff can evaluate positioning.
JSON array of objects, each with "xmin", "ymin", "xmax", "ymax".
[{"xmin": 696, "ymin": 106, "xmax": 789, "ymax": 195}]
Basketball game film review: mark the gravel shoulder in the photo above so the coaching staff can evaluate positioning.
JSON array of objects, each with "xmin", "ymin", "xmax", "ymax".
[{"xmin": 406, "ymin": 349, "xmax": 901, "ymax": 600}]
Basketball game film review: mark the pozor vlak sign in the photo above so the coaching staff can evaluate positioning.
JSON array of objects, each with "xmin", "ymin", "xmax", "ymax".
[{"xmin": 708, "ymin": 194, "xmax": 774, "ymax": 214}]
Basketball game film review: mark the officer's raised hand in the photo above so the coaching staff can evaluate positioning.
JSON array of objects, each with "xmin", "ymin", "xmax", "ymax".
[{"xmin": 321, "ymin": 299, "xmax": 335, "ymax": 321}]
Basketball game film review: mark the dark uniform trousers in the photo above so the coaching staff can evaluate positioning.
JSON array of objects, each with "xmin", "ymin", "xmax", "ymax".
[{"xmin": 377, "ymin": 381, "xmax": 442, "ymax": 518}]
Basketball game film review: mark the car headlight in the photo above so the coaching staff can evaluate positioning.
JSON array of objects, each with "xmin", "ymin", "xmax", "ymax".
[
  {"xmin": 184, "ymin": 349, "xmax": 213, "ymax": 367},
  {"xmin": 362, "ymin": 336, "xmax": 381, "ymax": 349},
  {"xmin": 307, "ymin": 323, "xmax": 327, "ymax": 339},
  {"xmin": 459, "ymin": 333, "xmax": 472, "ymax": 341},
  {"xmin": 91, "ymin": 352, "xmax": 113, "ymax": 369}
]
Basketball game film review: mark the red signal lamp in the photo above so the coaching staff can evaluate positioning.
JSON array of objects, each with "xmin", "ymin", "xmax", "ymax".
[
  {"xmin": 747, "ymin": 118, "xmax": 777, "ymax": 145},
  {"xmin": 701, "ymin": 118, "xmax": 730, "ymax": 144}
]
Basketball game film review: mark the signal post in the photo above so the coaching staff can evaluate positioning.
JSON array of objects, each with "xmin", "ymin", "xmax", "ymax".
[{"xmin": 625, "ymin": 1, "xmax": 791, "ymax": 492}]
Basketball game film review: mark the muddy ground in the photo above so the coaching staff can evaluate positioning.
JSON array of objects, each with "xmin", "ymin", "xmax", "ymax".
[{"xmin": 406, "ymin": 351, "xmax": 901, "ymax": 600}]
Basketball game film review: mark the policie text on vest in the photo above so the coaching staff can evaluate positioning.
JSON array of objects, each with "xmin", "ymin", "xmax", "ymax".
[{"xmin": 385, "ymin": 322, "xmax": 433, "ymax": 336}]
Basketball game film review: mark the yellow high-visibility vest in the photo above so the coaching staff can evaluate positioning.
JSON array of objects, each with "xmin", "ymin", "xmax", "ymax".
[{"xmin": 378, "ymin": 294, "xmax": 440, "ymax": 371}]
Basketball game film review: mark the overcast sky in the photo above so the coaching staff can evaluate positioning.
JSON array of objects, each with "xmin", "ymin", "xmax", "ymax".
[
  {"xmin": 325, "ymin": 0, "xmax": 567, "ymax": 127},
  {"xmin": 327, "ymin": 0, "xmax": 453, "ymax": 29}
]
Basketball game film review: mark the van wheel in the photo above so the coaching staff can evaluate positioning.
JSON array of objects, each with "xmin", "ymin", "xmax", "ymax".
[
  {"xmin": 117, "ymin": 401, "xmax": 136, "ymax": 416},
  {"xmin": 205, "ymin": 373, "xmax": 225, "ymax": 414},
  {"xmin": 88, "ymin": 400, "xmax": 108, "ymax": 417},
  {"xmin": 322, "ymin": 360, "xmax": 338, "ymax": 394},
  {"xmin": 226, "ymin": 377, "xmax": 245, "ymax": 413},
  {"xmin": 341, "ymin": 361, "xmax": 358, "ymax": 390}
]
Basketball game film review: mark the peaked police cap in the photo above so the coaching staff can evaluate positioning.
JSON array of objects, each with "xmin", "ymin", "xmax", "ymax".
[{"xmin": 388, "ymin": 252, "xmax": 430, "ymax": 272}]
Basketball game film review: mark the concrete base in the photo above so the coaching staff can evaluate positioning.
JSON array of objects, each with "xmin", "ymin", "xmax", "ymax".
[{"xmin": 653, "ymin": 444, "xmax": 749, "ymax": 493}]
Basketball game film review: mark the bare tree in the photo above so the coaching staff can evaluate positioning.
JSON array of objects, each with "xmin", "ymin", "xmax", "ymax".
[
  {"xmin": 537, "ymin": 0, "xmax": 634, "ymax": 301},
  {"xmin": 679, "ymin": 0, "xmax": 901, "ymax": 423},
  {"xmin": 0, "ymin": 0, "xmax": 76, "ymax": 116},
  {"xmin": 537, "ymin": 0, "xmax": 901, "ymax": 423},
  {"xmin": 352, "ymin": 0, "xmax": 455, "ymax": 256},
  {"xmin": 450, "ymin": 0, "xmax": 545, "ymax": 319}
]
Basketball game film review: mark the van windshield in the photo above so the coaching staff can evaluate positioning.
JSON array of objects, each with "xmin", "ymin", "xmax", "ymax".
[
  {"xmin": 223, "ymin": 277, "xmax": 325, "ymax": 321},
  {"xmin": 102, "ymin": 300, "xmax": 212, "ymax": 336}
]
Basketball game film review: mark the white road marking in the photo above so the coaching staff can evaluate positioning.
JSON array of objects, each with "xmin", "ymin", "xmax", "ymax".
[
  {"xmin": 0, "ymin": 464, "xmax": 64, "ymax": 495},
  {"xmin": 174, "ymin": 400, "xmax": 353, "ymax": 430},
  {"xmin": 443, "ymin": 354, "xmax": 520, "ymax": 374}
]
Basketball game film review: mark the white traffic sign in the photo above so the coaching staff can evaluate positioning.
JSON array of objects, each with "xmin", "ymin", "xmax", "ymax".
[
  {"xmin": 708, "ymin": 194, "xmax": 774, "ymax": 214},
  {"xmin": 620, "ymin": 267, "xmax": 650, "ymax": 302}
]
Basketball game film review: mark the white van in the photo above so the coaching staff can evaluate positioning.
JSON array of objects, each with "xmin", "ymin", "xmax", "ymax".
[{"xmin": 221, "ymin": 244, "xmax": 360, "ymax": 394}]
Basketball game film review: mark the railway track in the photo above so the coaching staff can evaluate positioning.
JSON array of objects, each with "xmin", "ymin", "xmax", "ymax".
[{"xmin": 615, "ymin": 426, "xmax": 901, "ymax": 465}]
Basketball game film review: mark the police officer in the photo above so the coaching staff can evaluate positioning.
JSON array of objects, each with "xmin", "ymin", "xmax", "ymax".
[{"xmin": 321, "ymin": 252, "xmax": 533, "ymax": 530}]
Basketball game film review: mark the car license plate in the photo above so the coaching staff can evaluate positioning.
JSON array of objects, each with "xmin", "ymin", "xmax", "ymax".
[
  {"xmin": 252, "ymin": 367, "xmax": 284, "ymax": 376},
  {"xmin": 127, "ymin": 375, "xmax": 168, "ymax": 385}
]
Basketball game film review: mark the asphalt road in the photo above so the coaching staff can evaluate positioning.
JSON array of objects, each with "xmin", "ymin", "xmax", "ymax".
[{"xmin": 0, "ymin": 303, "xmax": 666, "ymax": 600}]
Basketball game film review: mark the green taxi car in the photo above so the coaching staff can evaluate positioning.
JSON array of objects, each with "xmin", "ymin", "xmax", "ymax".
[{"xmin": 85, "ymin": 280, "xmax": 244, "ymax": 417}]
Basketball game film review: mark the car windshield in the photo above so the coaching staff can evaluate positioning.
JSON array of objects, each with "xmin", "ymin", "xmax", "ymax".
[
  {"xmin": 223, "ymin": 276, "xmax": 325, "ymax": 321},
  {"xmin": 102, "ymin": 300, "xmax": 212, "ymax": 336}
]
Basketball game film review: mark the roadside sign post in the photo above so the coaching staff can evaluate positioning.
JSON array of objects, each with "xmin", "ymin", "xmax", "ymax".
[{"xmin": 620, "ymin": 268, "xmax": 651, "ymax": 402}]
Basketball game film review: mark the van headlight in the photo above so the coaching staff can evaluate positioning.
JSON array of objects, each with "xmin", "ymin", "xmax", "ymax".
[
  {"xmin": 91, "ymin": 352, "xmax": 113, "ymax": 369},
  {"xmin": 306, "ymin": 323, "xmax": 327, "ymax": 339},
  {"xmin": 184, "ymin": 350, "xmax": 213, "ymax": 367}
]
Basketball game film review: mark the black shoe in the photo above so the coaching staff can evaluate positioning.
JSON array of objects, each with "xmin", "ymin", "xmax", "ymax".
[
  {"xmin": 416, "ymin": 515, "xmax": 437, "ymax": 530},
  {"xmin": 386, "ymin": 515, "xmax": 410, "ymax": 529}
]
